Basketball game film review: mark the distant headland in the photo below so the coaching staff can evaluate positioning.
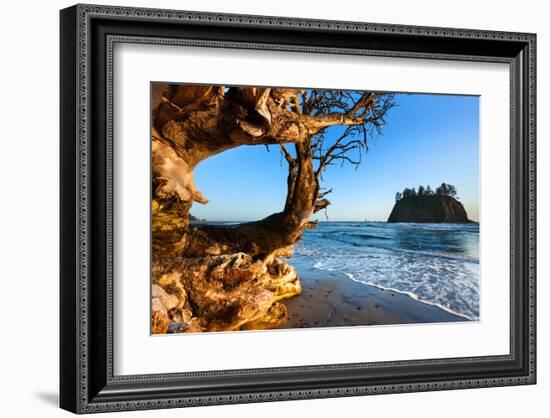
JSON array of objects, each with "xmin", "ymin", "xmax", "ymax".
[
  {"xmin": 388, "ymin": 183, "xmax": 475, "ymax": 224},
  {"xmin": 189, "ymin": 214, "xmax": 206, "ymax": 223}
]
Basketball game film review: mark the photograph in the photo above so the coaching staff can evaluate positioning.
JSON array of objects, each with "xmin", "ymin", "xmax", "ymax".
[{"xmin": 150, "ymin": 83, "xmax": 480, "ymax": 334}]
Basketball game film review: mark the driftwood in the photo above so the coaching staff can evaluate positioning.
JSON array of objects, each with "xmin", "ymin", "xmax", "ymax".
[{"xmin": 151, "ymin": 84, "xmax": 394, "ymax": 333}]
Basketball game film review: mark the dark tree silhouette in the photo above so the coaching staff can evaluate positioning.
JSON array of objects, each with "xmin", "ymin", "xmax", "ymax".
[
  {"xmin": 447, "ymin": 184, "xmax": 458, "ymax": 198},
  {"xmin": 397, "ymin": 183, "xmax": 459, "ymax": 200},
  {"xmin": 436, "ymin": 182, "xmax": 448, "ymax": 196}
]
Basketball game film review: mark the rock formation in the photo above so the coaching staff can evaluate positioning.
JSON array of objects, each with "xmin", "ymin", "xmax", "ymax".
[{"xmin": 387, "ymin": 195, "xmax": 473, "ymax": 223}]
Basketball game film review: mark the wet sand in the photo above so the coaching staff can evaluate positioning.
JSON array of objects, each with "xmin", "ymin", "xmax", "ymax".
[{"xmin": 281, "ymin": 257, "xmax": 466, "ymax": 329}]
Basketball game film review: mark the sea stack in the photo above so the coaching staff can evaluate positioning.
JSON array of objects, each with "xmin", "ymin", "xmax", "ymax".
[{"xmin": 388, "ymin": 194, "xmax": 473, "ymax": 223}]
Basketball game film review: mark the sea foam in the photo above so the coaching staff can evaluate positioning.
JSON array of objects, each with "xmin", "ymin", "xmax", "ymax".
[{"xmin": 294, "ymin": 222, "xmax": 480, "ymax": 320}]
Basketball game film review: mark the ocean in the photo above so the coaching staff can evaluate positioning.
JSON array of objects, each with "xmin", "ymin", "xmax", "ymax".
[{"xmin": 293, "ymin": 222, "xmax": 480, "ymax": 320}]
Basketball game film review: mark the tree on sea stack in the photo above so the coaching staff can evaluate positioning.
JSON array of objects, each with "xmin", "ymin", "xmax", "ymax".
[
  {"xmin": 151, "ymin": 85, "xmax": 394, "ymax": 333},
  {"xmin": 389, "ymin": 183, "xmax": 473, "ymax": 223}
]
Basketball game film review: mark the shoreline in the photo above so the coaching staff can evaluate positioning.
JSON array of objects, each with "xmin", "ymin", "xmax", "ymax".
[{"xmin": 280, "ymin": 256, "xmax": 467, "ymax": 329}]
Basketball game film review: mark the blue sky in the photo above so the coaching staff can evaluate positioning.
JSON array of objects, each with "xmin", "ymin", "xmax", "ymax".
[{"xmin": 191, "ymin": 92, "xmax": 479, "ymax": 222}]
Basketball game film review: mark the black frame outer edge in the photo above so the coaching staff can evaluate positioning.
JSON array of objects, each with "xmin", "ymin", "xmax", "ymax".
[
  {"xmin": 60, "ymin": 5, "xmax": 78, "ymax": 414},
  {"xmin": 59, "ymin": 4, "xmax": 536, "ymax": 414}
]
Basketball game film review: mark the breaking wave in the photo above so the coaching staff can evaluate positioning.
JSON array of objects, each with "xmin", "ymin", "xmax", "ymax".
[{"xmin": 294, "ymin": 222, "xmax": 480, "ymax": 320}]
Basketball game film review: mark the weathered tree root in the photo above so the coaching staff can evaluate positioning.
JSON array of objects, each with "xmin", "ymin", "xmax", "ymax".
[{"xmin": 151, "ymin": 252, "xmax": 301, "ymax": 333}]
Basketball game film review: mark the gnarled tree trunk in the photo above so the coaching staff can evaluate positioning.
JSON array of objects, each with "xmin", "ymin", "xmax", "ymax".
[{"xmin": 150, "ymin": 83, "xmax": 393, "ymax": 333}]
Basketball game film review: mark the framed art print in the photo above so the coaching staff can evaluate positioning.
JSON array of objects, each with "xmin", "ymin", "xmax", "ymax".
[{"xmin": 60, "ymin": 4, "xmax": 536, "ymax": 414}]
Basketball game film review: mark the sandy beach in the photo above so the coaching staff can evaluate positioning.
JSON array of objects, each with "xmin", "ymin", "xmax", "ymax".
[{"xmin": 281, "ymin": 256, "xmax": 466, "ymax": 329}]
